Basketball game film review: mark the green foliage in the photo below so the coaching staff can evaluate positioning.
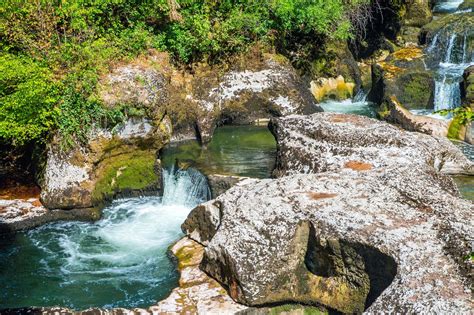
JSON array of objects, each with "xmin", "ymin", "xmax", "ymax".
[
  {"xmin": 1, "ymin": 0, "xmax": 371, "ymax": 148},
  {"xmin": 438, "ymin": 107, "xmax": 474, "ymax": 125},
  {"xmin": 0, "ymin": 54, "xmax": 59, "ymax": 145}
]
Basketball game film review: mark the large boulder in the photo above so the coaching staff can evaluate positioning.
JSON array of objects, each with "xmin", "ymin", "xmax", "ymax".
[
  {"xmin": 189, "ymin": 51, "xmax": 321, "ymax": 143},
  {"xmin": 98, "ymin": 49, "xmax": 320, "ymax": 144},
  {"xmin": 270, "ymin": 113, "xmax": 472, "ymax": 177},
  {"xmin": 40, "ymin": 117, "xmax": 171, "ymax": 209},
  {"xmin": 183, "ymin": 113, "xmax": 473, "ymax": 313}
]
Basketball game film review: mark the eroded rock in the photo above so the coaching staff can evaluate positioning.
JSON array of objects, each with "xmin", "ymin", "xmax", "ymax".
[
  {"xmin": 40, "ymin": 117, "xmax": 171, "ymax": 209},
  {"xmin": 183, "ymin": 113, "xmax": 473, "ymax": 313}
]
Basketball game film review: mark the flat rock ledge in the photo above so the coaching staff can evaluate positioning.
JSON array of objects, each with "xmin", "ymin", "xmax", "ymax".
[
  {"xmin": 183, "ymin": 113, "xmax": 474, "ymax": 314},
  {"xmin": 0, "ymin": 199, "xmax": 98, "ymax": 234}
]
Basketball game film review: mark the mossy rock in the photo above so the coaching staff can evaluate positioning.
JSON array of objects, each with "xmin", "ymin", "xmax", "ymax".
[
  {"xmin": 92, "ymin": 150, "xmax": 159, "ymax": 204},
  {"xmin": 395, "ymin": 71, "xmax": 435, "ymax": 110},
  {"xmin": 459, "ymin": 0, "xmax": 474, "ymax": 10},
  {"xmin": 448, "ymin": 115, "xmax": 465, "ymax": 140}
]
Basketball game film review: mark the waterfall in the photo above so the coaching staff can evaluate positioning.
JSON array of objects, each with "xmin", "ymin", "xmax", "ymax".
[
  {"xmin": 353, "ymin": 89, "xmax": 368, "ymax": 102},
  {"xmin": 427, "ymin": 33, "xmax": 439, "ymax": 53},
  {"xmin": 1, "ymin": 166, "xmax": 212, "ymax": 309},
  {"xmin": 161, "ymin": 166, "xmax": 211, "ymax": 207},
  {"xmin": 444, "ymin": 34, "xmax": 457, "ymax": 64},
  {"xmin": 427, "ymin": 26, "xmax": 473, "ymax": 114}
]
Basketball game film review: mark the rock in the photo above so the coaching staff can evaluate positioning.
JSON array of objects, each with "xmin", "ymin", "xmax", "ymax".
[
  {"xmin": 183, "ymin": 113, "xmax": 473, "ymax": 313},
  {"xmin": 0, "ymin": 199, "xmax": 99, "ymax": 233},
  {"xmin": 207, "ymin": 174, "xmax": 250, "ymax": 198},
  {"xmin": 40, "ymin": 116, "xmax": 171, "ymax": 209},
  {"xmin": 151, "ymin": 237, "xmax": 248, "ymax": 314},
  {"xmin": 270, "ymin": 113, "xmax": 471, "ymax": 176},
  {"xmin": 381, "ymin": 96, "xmax": 450, "ymax": 137},
  {"xmin": 310, "ymin": 76, "xmax": 355, "ymax": 102},
  {"xmin": 98, "ymin": 49, "xmax": 320, "ymax": 144},
  {"xmin": 401, "ymin": 0, "xmax": 432, "ymax": 28},
  {"xmin": 188, "ymin": 51, "xmax": 320, "ymax": 143},
  {"xmin": 462, "ymin": 65, "xmax": 474, "ymax": 107},
  {"xmin": 459, "ymin": 0, "xmax": 474, "ymax": 10}
]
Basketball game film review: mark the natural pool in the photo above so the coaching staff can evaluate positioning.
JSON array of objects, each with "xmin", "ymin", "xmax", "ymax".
[
  {"xmin": 162, "ymin": 124, "xmax": 277, "ymax": 178},
  {"xmin": 0, "ymin": 168, "xmax": 210, "ymax": 310},
  {"xmin": 0, "ymin": 125, "xmax": 277, "ymax": 310}
]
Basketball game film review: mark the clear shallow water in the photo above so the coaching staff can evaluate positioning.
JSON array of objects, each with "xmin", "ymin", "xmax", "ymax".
[
  {"xmin": 162, "ymin": 125, "xmax": 277, "ymax": 178},
  {"xmin": 452, "ymin": 141, "xmax": 474, "ymax": 200},
  {"xmin": 0, "ymin": 168, "xmax": 210, "ymax": 310}
]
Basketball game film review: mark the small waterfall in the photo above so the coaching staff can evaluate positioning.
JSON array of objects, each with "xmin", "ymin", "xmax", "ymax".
[
  {"xmin": 426, "ymin": 26, "xmax": 473, "ymax": 114},
  {"xmin": 161, "ymin": 166, "xmax": 211, "ymax": 207},
  {"xmin": 434, "ymin": 77, "xmax": 462, "ymax": 111},
  {"xmin": 427, "ymin": 33, "xmax": 439, "ymax": 53},
  {"xmin": 444, "ymin": 34, "xmax": 457, "ymax": 64},
  {"xmin": 353, "ymin": 89, "xmax": 368, "ymax": 102}
]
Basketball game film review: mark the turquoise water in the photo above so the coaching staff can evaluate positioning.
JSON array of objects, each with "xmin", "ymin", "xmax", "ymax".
[
  {"xmin": 319, "ymin": 99, "xmax": 377, "ymax": 118},
  {"xmin": 162, "ymin": 125, "xmax": 277, "ymax": 178},
  {"xmin": 0, "ymin": 124, "xmax": 275, "ymax": 311},
  {"xmin": 0, "ymin": 168, "xmax": 210, "ymax": 310}
]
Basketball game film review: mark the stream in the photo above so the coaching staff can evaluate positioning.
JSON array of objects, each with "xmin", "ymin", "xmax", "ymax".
[{"xmin": 0, "ymin": 125, "xmax": 276, "ymax": 310}]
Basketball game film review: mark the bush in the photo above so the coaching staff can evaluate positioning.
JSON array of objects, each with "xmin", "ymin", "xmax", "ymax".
[{"xmin": 0, "ymin": 0, "xmax": 371, "ymax": 148}]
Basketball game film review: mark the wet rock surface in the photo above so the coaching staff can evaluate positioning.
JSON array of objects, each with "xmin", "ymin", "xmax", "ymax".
[{"xmin": 183, "ymin": 113, "xmax": 474, "ymax": 313}]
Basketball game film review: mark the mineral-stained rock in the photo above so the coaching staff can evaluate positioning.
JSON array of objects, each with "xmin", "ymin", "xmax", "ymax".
[
  {"xmin": 183, "ymin": 113, "xmax": 473, "ymax": 313},
  {"xmin": 270, "ymin": 113, "xmax": 472, "ymax": 177}
]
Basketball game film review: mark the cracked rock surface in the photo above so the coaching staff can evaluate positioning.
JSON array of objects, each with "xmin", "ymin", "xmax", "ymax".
[{"xmin": 183, "ymin": 113, "xmax": 474, "ymax": 313}]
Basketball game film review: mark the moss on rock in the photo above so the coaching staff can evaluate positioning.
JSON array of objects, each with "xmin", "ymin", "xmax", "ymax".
[{"xmin": 92, "ymin": 150, "xmax": 159, "ymax": 204}]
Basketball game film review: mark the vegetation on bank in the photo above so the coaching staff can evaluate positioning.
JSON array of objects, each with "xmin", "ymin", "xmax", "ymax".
[{"xmin": 0, "ymin": 0, "xmax": 371, "ymax": 148}]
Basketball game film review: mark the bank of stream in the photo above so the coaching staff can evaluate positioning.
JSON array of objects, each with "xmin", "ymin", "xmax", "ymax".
[{"xmin": 0, "ymin": 125, "xmax": 277, "ymax": 310}]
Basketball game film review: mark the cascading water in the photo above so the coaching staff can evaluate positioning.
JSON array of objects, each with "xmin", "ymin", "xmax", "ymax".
[
  {"xmin": 433, "ymin": 0, "xmax": 463, "ymax": 13},
  {"xmin": 417, "ymin": 3, "xmax": 474, "ymax": 117},
  {"xmin": 0, "ymin": 167, "xmax": 210, "ymax": 310},
  {"xmin": 319, "ymin": 90, "xmax": 377, "ymax": 117}
]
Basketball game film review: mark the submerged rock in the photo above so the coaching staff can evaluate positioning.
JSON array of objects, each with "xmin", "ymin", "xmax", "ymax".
[{"xmin": 183, "ymin": 113, "xmax": 473, "ymax": 313}]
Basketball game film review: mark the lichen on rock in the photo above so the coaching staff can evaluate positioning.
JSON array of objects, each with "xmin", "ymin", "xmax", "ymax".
[{"xmin": 183, "ymin": 113, "xmax": 474, "ymax": 313}]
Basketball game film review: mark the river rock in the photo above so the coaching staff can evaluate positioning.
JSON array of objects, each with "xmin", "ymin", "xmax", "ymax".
[
  {"xmin": 183, "ymin": 113, "xmax": 473, "ymax": 313},
  {"xmin": 151, "ymin": 237, "xmax": 248, "ymax": 314},
  {"xmin": 40, "ymin": 116, "xmax": 171, "ymax": 209},
  {"xmin": 462, "ymin": 65, "xmax": 474, "ymax": 107},
  {"xmin": 206, "ymin": 174, "xmax": 250, "ymax": 198},
  {"xmin": 270, "ymin": 113, "xmax": 472, "ymax": 176},
  {"xmin": 189, "ymin": 52, "xmax": 321, "ymax": 143}
]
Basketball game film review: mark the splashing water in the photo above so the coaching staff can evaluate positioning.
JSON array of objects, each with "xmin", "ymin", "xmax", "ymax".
[
  {"xmin": 319, "ymin": 90, "xmax": 377, "ymax": 118},
  {"xmin": 433, "ymin": 0, "xmax": 463, "ymax": 13},
  {"xmin": 418, "ymin": 12, "xmax": 474, "ymax": 117},
  {"xmin": 0, "ymin": 167, "xmax": 210, "ymax": 310}
]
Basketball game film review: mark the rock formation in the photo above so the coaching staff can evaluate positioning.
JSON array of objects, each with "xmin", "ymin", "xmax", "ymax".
[
  {"xmin": 183, "ymin": 113, "xmax": 474, "ymax": 313},
  {"xmin": 40, "ymin": 116, "xmax": 171, "ymax": 209}
]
